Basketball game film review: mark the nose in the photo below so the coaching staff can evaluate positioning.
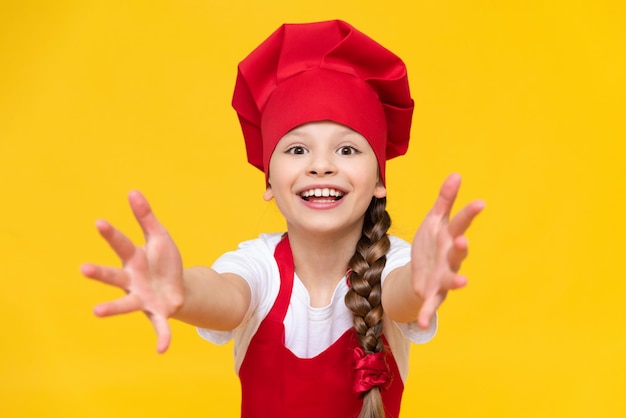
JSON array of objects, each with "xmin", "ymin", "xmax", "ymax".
[{"xmin": 307, "ymin": 153, "xmax": 336, "ymax": 176}]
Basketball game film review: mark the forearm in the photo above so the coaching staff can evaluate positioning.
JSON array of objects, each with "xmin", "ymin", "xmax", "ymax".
[
  {"xmin": 173, "ymin": 266, "xmax": 251, "ymax": 331},
  {"xmin": 382, "ymin": 263, "xmax": 424, "ymax": 324}
]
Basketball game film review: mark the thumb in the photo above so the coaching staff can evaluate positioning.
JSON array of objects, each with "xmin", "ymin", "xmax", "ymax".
[{"xmin": 147, "ymin": 313, "xmax": 172, "ymax": 354}]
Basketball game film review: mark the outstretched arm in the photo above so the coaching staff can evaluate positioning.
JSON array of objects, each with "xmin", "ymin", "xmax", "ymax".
[
  {"xmin": 382, "ymin": 173, "xmax": 485, "ymax": 328},
  {"xmin": 81, "ymin": 191, "xmax": 250, "ymax": 353}
]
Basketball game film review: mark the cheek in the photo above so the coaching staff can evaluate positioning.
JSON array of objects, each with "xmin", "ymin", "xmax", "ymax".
[
  {"xmin": 268, "ymin": 155, "xmax": 303, "ymax": 184},
  {"xmin": 351, "ymin": 160, "xmax": 380, "ymax": 185},
  {"xmin": 265, "ymin": 164, "xmax": 296, "ymax": 204},
  {"xmin": 267, "ymin": 155, "xmax": 289, "ymax": 181}
]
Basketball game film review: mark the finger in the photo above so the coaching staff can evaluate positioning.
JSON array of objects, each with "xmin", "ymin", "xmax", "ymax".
[
  {"xmin": 128, "ymin": 190, "xmax": 166, "ymax": 241},
  {"xmin": 448, "ymin": 235, "xmax": 469, "ymax": 272},
  {"xmin": 417, "ymin": 294, "xmax": 445, "ymax": 329},
  {"xmin": 147, "ymin": 313, "xmax": 172, "ymax": 354},
  {"xmin": 448, "ymin": 199, "xmax": 485, "ymax": 237},
  {"xmin": 81, "ymin": 263, "xmax": 130, "ymax": 289},
  {"xmin": 439, "ymin": 267, "xmax": 468, "ymax": 291},
  {"xmin": 93, "ymin": 294, "xmax": 141, "ymax": 317},
  {"xmin": 95, "ymin": 219, "xmax": 137, "ymax": 262},
  {"xmin": 429, "ymin": 173, "xmax": 462, "ymax": 220},
  {"xmin": 448, "ymin": 273, "xmax": 468, "ymax": 290}
]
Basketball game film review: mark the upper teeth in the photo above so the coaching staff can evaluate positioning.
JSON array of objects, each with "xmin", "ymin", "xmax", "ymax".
[{"xmin": 301, "ymin": 188, "xmax": 344, "ymax": 198}]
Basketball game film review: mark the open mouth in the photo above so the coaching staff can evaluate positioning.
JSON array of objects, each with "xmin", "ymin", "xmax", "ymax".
[{"xmin": 299, "ymin": 188, "xmax": 345, "ymax": 201}]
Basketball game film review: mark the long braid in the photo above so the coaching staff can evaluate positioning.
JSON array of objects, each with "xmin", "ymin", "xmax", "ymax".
[{"xmin": 345, "ymin": 196, "xmax": 392, "ymax": 418}]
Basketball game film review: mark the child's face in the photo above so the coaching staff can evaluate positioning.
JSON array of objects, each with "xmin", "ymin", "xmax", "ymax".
[{"xmin": 264, "ymin": 121, "xmax": 386, "ymax": 236}]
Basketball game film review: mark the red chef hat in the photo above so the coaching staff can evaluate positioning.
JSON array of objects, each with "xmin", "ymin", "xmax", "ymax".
[{"xmin": 232, "ymin": 20, "xmax": 414, "ymax": 184}]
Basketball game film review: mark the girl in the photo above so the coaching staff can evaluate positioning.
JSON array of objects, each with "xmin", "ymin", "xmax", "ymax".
[{"xmin": 82, "ymin": 20, "xmax": 484, "ymax": 418}]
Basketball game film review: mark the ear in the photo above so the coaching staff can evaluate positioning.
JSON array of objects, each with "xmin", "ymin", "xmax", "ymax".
[
  {"xmin": 263, "ymin": 185, "xmax": 274, "ymax": 201},
  {"xmin": 374, "ymin": 180, "xmax": 387, "ymax": 199}
]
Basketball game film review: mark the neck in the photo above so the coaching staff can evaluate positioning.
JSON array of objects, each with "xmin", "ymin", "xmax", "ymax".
[{"xmin": 285, "ymin": 224, "xmax": 363, "ymax": 307}]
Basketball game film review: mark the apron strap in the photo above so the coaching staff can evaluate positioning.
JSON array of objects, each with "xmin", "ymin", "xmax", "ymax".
[{"xmin": 267, "ymin": 235, "xmax": 294, "ymax": 323}]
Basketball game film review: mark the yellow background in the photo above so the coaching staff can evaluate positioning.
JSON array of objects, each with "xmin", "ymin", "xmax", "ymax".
[{"xmin": 1, "ymin": 1, "xmax": 624, "ymax": 417}]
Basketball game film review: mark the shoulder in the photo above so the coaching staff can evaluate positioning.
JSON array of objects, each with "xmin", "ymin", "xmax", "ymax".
[
  {"xmin": 234, "ymin": 232, "xmax": 285, "ymax": 253},
  {"xmin": 388, "ymin": 234, "xmax": 410, "ymax": 252},
  {"xmin": 212, "ymin": 233, "xmax": 284, "ymax": 271},
  {"xmin": 383, "ymin": 235, "xmax": 411, "ymax": 277},
  {"xmin": 211, "ymin": 233, "xmax": 284, "ymax": 312},
  {"xmin": 199, "ymin": 233, "xmax": 285, "ymax": 346}
]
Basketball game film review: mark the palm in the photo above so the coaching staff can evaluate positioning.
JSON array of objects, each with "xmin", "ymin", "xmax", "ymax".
[{"xmin": 81, "ymin": 191, "xmax": 184, "ymax": 353}]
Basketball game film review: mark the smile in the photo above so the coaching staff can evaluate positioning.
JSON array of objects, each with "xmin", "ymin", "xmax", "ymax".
[{"xmin": 299, "ymin": 188, "xmax": 345, "ymax": 201}]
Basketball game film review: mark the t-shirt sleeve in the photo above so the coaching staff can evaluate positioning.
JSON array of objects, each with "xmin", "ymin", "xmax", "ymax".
[
  {"xmin": 196, "ymin": 234, "xmax": 280, "ymax": 345},
  {"xmin": 383, "ymin": 235, "xmax": 438, "ymax": 344}
]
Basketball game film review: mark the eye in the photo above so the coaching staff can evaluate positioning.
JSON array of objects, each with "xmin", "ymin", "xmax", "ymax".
[
  {"xmin": 286, "ymin": 145, "xmax": 308, "ymax": 155},
  {"xmin": 337, "ymin": 145, "xmax": 359, "ymax": 156}
]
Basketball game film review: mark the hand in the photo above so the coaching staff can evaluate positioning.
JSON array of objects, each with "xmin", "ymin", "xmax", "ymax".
[
  {"xmin": 81, "ymin": 191, "xmax": 184, "ymax": 353},
  {"xmin": 410, "ymin": 173, "xmax": 484, "ymax": 328}
]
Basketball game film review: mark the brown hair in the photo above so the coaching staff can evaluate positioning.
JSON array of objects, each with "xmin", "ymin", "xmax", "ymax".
[{"xmin": 345, "ymin": 196, "xmax": 392, "ymax": 418}]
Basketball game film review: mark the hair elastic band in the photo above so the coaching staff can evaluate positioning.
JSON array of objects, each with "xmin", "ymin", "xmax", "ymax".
[{"xmin": 353, "ymin": 347, "xmax": 392, "ymax": 393}]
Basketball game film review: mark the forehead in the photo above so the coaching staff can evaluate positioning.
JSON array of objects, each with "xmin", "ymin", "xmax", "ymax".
[{"xmin": 279, "ymin": 121, "xmax": 369, "ymax": 143}]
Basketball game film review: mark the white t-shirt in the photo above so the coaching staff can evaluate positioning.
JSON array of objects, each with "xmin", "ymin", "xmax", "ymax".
[{"xmin": 198, "ymin": 233, "xmax": 437, "ymax": 382}]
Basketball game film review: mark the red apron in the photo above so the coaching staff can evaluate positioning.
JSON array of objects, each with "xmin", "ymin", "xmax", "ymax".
[{"xmin": 238, "ymin": 236, "xmax": 404, "ymax": 418}]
